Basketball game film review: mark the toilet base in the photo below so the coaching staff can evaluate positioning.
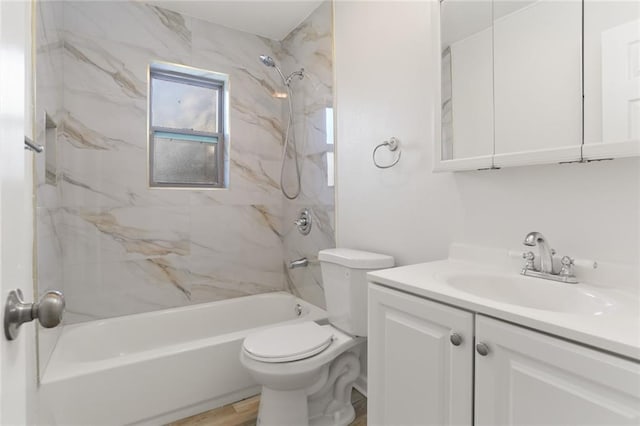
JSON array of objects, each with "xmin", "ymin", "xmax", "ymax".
[
  {"xmin": 256, "ymin": 386, "xmax": 357, "ymax": 426},
  {"xmin": 255, "ymin": 351, "xmax": 361, "ymax": 426},
  {"xmin": 257, "ymin": 388, "xmax": 309, "ymax": 426},
  {"xmin": 309, "ymin": 398, "xmax": 355, "ymax": 426}
]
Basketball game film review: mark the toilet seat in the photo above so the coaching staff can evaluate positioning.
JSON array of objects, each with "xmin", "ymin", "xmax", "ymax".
[{"xmin": 243, "ymin": 321, "xmax": 334, "ymax": 363}]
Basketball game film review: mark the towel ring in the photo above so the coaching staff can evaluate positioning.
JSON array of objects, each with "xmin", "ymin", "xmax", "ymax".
[{"xmin": 373, "ymin": 137, "xmax": 401, "ymax": 169}]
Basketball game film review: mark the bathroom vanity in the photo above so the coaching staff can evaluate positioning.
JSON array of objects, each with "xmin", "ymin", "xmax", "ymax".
[{"xmin": 366, "ymin": 245, "xmax": 640, "ymax": 426}]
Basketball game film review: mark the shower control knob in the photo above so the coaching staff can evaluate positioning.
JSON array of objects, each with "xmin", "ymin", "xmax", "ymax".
[
  {"xmin": 4, "ymin": 289, "xmax": 65, "ymax": 340},
  {"xmin": 294, "ymin": 208, "xmax": 312, "ymax": 235},
  {"xmin": 450, "ymin": 332, "xmax": 463, "ymax": 346}
]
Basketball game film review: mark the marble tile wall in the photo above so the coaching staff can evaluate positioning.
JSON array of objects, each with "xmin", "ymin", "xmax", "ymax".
[
  {"xmin": 36, "ymin": 0, "xmax": 334, "ymax": 324},
  {"xmin": 280, "ymin": 2, "xmax": 335, "ymax": 308},
  {"xmin": 58, "ymin": 1, "xmax": 289, "ymax": 323}
]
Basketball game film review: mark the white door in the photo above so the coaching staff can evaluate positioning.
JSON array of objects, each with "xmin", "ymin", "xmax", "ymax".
[
  {"xmin": 475, "ymin": 315, "xmax": 640, "ymax": 426},
  {"xmin": 0, "ymin": 0, "xmax": 34, "ymax": 424},
  {"xmin": 368, "ymin": 283, "xmax": 473, "ymax": 426}
]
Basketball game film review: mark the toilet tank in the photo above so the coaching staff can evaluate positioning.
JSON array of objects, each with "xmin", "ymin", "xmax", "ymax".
[{"xmin": 319, "ymin": 248, "xmax": 394, "ymax": 336}]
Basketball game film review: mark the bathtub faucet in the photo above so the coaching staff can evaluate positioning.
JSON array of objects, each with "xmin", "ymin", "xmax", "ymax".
[{"xmin": 289, "ymin": 258, "xmax": 308, "ymax": 269}]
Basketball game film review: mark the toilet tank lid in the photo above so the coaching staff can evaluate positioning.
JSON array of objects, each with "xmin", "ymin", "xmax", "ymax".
[{"xmin": 319, "ymin": 248, "xmax": 394, "ymax": 269}]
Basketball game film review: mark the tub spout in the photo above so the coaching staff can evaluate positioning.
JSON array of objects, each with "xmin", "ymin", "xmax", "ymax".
[{"xmin": 289, "ymin": 258, "xmax": 308, "ymax": 269}]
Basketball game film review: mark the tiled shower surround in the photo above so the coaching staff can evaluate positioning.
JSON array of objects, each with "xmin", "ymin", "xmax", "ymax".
[
  {"xmin": 35, "ymin": 1, "xmax": 334, "ymax": 324},
  {"xmin": 281, "ymin": 2, "xmax": 335, "ymax": 308}
]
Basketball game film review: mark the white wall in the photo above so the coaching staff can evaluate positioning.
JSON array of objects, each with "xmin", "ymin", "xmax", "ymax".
[
  {"xmin": 334, "ymin": 1, "xmax": 461, "ymax": 266},
  {"xmin": 454, "ymin": 159, "xmax": 639, "ymax": 265},
  {"xmin": 335, "ymin": 1, "xmax": 639, "ymax": 268}
]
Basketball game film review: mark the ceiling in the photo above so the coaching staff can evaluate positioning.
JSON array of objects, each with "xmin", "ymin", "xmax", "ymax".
[{"xmin": 145, "ymin": 0, "xmax": 324, "ymax": 41}]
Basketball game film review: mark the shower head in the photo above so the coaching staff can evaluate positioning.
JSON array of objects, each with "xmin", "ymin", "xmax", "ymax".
[
  {"xmin": 260, "ymin": 54, "xmax": 305, "ymax": 87},
  {"xmin": 259, "ymin": 55, "xmax": 276, "ymax": 68}
]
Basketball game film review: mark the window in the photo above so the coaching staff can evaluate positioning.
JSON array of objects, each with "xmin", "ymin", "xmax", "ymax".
[
  {"xmin": 325, "ymin": 107, "xmax": 334, "ymax": 187},
  {"xmin": 149, "ymin": 62, "xmax": 228, "ymax": 188}
]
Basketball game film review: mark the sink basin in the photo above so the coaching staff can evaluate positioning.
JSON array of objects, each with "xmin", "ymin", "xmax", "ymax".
[{"xmin": 441, "ymin": 273, "xmax": 620, "ymax": 316}]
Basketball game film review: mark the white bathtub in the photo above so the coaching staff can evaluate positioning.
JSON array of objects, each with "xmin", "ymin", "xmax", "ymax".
[{"xmin": 39, "ymin": 292, "xmax": 327, "ymax": 426}]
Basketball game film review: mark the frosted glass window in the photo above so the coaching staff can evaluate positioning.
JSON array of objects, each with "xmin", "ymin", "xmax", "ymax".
[
  {"xmin": 153, "ymin": 133, "xmax": 218, "ymax": 185},
  {"xmin": 149, "ymin": 63, "xmax": 227, "ymax": 188}
]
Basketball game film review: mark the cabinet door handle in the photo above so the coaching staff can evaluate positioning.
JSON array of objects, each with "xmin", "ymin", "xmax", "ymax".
[
  {"xmin": 450, "ymin": 332, "xmax": 463, "ymax": 346},
  {"xmin": 476, "ymin": 342, "xmax": 490, "ymax": 356}
]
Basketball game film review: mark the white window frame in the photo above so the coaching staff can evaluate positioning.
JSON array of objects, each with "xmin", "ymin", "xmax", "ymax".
[{"xmin": 148, "ymin": 62, "xmax": 228, "ymax": 188}]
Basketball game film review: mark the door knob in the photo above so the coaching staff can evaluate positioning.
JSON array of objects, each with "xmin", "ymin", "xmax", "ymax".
[{"xmin": 4, "ymin": 289, "xmax": 65, "ymax": 340}]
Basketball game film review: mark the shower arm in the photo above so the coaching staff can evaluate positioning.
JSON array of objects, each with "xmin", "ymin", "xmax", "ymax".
[{"xmin": 284, "ymin": 69, "xmax": 305, "ymax": 86}]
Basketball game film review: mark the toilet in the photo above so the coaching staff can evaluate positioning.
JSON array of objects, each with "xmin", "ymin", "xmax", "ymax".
[{"xmin": 240, "ymin": 248, "xmax": 394, "ymax": 426}]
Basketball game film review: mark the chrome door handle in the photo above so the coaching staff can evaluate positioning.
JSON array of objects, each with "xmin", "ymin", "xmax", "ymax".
[{"xmin": 4, "ymin": 289, "xmax": 65, "ymax": 340}]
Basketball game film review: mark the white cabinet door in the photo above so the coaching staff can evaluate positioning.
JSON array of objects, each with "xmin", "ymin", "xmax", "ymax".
[
  {"xmin": 368, "ymin": 284, "xmax": 473, "ymax": 426},
  {"xmin": 475, "ymin": 315, "xmax": 640, "ymax": 426},
  {"xmin": 492, "ymin": 0, "xmax": 583, "ymax": 167}
]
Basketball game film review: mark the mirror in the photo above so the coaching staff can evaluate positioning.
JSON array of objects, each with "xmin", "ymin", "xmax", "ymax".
[
  {"xmin": 440, "ymin": 0, "xmax": 494, "ymax": 166},
  {"xmin": 492, "ymin": 0, "xmax": 581, "ymax": 163},
  {"xmin": 583, "ymin": 1, "xmax": 640, "ymax": 159},
  {"xmin": 438, "ymin": 0, "xmax": 587, "ymax": 170}
]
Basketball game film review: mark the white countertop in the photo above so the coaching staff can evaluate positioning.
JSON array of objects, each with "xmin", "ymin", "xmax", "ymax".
[{"xmin": 368, "ymin": 256, "xmax": 640, "ymax": 361}]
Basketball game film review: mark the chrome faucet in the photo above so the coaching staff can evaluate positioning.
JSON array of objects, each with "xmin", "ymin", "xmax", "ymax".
[
  {"xmin": 523, "ymin": 231, "xmax": 554, "ymax": 274},
  {"xmin": 520, "ymin": 232, "xmax": 577, "ymax": 284}
]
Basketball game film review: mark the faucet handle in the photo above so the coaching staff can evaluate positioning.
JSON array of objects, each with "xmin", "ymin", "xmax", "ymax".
[
  {"xmin": 559, "ymin": 256, "xmax": 574, "ymax": 277},
  {"xmin": 522, "ymin": 251, "xmax": 536, "ymax": 271}
]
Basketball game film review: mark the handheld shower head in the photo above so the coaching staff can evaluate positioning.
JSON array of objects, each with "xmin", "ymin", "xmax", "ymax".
[
  {"xmin": 259, "ymin": 54, "xmax": 305, "ymax": 88},
  {"xmin": 259, "ymin": 55, "xmax": 276, "ymax": 68}
]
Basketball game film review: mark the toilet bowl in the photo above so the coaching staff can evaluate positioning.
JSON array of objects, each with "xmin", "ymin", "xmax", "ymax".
[
  {"xmin": 240, "ymin": 248, "xmax": 394, "ymax": 426},
  {"xmin": 241, "ymin": 321, "xmax": 363, "ymax": 425}
]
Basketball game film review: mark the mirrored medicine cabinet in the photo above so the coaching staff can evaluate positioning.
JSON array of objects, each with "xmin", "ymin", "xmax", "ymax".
[{"xmin": 435, "ymin": 0, "xmax": 640, "ymax": 172}]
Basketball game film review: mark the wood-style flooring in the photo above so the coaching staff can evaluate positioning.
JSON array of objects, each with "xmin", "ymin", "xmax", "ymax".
[{"xmin": 169, "ymin": 389, "xmax": 367, "ymax": 426}]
